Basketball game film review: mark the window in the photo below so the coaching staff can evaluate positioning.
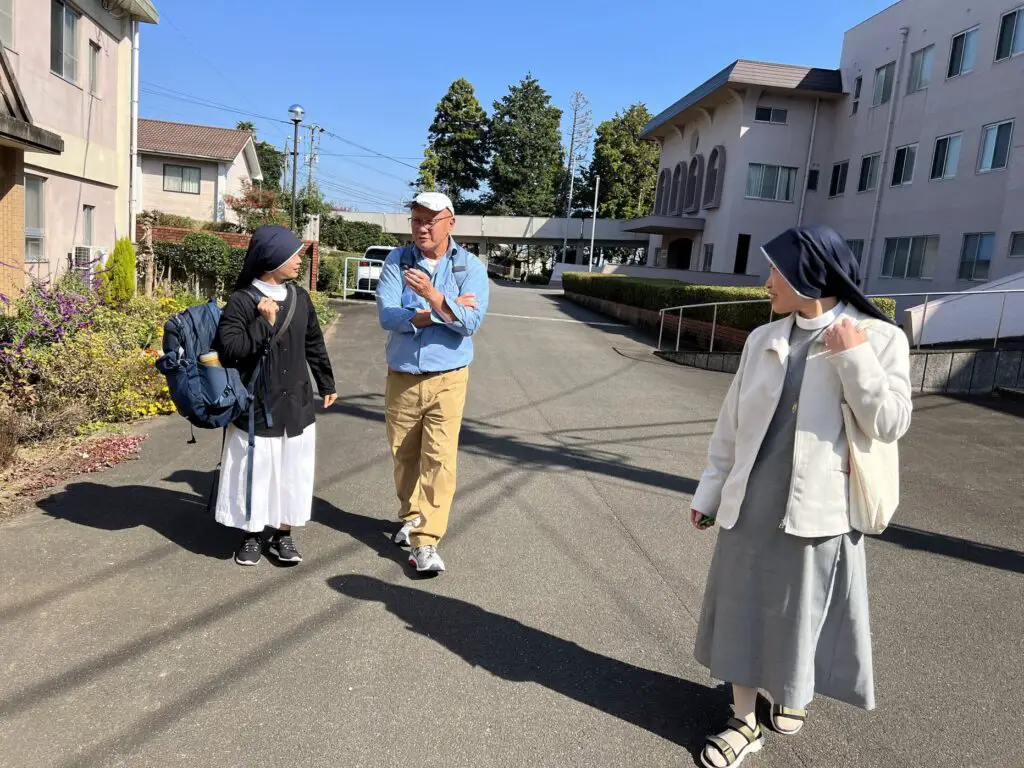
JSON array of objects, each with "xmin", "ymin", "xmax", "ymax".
[
  {"xmin": 755, "ymin": 106, "xmax": 788, "ymax": 125},
  {"xmin": 979, "ymin": 121, "xmax": 1013, "ymax": 172},
  {"xmin": 847, "ymin": 239, "xmax": 865, "ymax": 263},
  {"xmin": 0, "ymin": 0, "xmax": 12, "ymax": 49},
  {"xmin": 88, "ymin": 41, "xmax": 100, "ymax": 94},
  {"xmin": 872, "ymin": 62, "xmax": 895, "ymax": 107},
  {"xmin": 82, "ymin": 205, "xmax": 94, "ymax": 246},
  {"xmin": 734, "ymin": 234, "xmax": 751, "ymax": 274},
  {"xmin": 829, "ymin": 161, "xmax": 849, "ymax": 197},
  {"xmin": 958, "ymin": 233, "xmax": 995, "ymax": 281},
  {"xmin": 163, "ymin": 164, "xmax": 201, "ymax": 194},
  {"xmin": 701, "ymin": 243, "xmax": 714, "ymax": 272},
  {"xmin": 930, "ymin": 133, "xmax": 962, "ymax": 180},
  {"xmin": 807, "ymin": 169, "xmax": 820, "ymax": 192},
  {"xmin": 858, "ymin": 153, "xmax": 881, "ymax": 192},
  {"xmin": 745, "ymin": 163, "xmax": 798, "ymax": 202},
  {"xmin": 997, "ymin": 8, "xmax": 1024, "ymax": 61},
  {"xmin": 881, "ymin": 235, "xmax": 939, "ymax": 279},
  {"xmin": 891, "ymin": 144, "xmax": 917, "ymax": 187},
  {"xmin": 948, "ymin": 27, "xmax": 979, "ymax": 77},
  {"xmin": 703, "ymin": 146, "xmax": 726, "ymax": 209},
  {"xmin": 907, "ymin": 45, "xmax": 934, "ymax": 93},
  {"xmin": 25, "ymin": 175, "xmax": 45, "ymax": 264},
  {"xmin": 50, "ymin": 0, "xmax": 80, "ymax": 83},
  {"xmin": 1009, "ymin": 232, "xmax": 1024, "ymax": 258},
  {"xmin": 852, "ymin": 76, "xmax": 862, "ymax": 114}
]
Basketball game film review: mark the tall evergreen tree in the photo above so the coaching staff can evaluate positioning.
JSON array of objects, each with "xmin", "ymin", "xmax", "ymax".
[
  {"xmin": 419, "ymin": 78, "xmax": 488, "ymax": 205},
  {"xmin": 413, "ymin": 145, "xmax": 441, "ymax": 193},
  {"xmin": 487, "ymin": 74, "xmax": 563, "ymax": 216},
  {"xmin": 581, "ymin": 104, "xmax": 659, "ymax": 220}
]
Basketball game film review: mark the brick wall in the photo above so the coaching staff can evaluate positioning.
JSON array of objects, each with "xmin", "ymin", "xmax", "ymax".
[
  {"xmin": 0, "ymin": 148, "xmax": 24, "ymax": 303},
  {"xmin": 138, "ymin": 224, "xmax": 320, "ymax": 291}
]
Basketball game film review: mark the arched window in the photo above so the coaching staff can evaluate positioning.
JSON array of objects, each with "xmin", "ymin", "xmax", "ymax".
[
  {"xmin": 684, "ymin": 154, "xmax": 706, "ymax": 214},
  {"xmin": 669, "ymin": 163, "xmax": 684, "ymax": 214},
  {"xmin": 703, "ymin": 146, "xmax": 726, "ymax": 209},
  {"xmin": 653, "ymin": 170, "xmax": 667, "ymax": 215}
]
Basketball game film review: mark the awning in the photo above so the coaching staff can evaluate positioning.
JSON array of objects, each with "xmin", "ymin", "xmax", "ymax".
[
  {"xmin": 622, "ymin": 215, "xmax": 705, "ymax": 235},
  {"xmin": 0, "ymin": 115, "xmax": 62, "ymax": 155}
]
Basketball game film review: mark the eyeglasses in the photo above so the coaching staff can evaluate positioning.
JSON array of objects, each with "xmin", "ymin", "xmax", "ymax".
[{"xmin": 409, "ymin": 215, "xmax": 452, "ymax": 230}]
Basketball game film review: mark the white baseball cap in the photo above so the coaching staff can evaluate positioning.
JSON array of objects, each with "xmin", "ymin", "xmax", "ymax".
[{"xmin": 408, "ymin": 191, "xmax": 454, "ymax": 214}]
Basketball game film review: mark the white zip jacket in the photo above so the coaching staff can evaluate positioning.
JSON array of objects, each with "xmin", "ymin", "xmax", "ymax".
[{"xmin": 691, "ymin": 305, "xmax": 912, "ymax": 538}]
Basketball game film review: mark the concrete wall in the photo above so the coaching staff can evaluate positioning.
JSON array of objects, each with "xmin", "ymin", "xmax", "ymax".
[{"xmin": 222, "ymin": 152, "xmax": 254, "ymax": 224}]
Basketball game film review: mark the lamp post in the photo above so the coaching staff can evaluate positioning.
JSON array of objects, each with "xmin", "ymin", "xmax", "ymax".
[{"xmin": 288, "ymin": 104, "xmax": 304, "ymax": 232}]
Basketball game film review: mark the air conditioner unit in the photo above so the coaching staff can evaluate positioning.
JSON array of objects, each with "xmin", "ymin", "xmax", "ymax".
[{"xmin": 71, "ymin": 246, "xmax": 107, "ymax": 280}]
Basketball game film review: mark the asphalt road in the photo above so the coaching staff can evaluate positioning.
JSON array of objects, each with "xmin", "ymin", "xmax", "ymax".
[{"xmin": 1, "ymin": 282, "xmax": 1021, "ymax": 768}]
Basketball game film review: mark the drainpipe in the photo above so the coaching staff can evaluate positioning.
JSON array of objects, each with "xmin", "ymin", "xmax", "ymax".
[
  {"xmin": 863, "ymin": 26, "xmax": 910, "ymax": 289},
  {"xmin": 797, "ymin": 97, "xmax": 820, "ymax": 226},
  {"xmin": 128, "ymin": 18, "xmax": 140, "ymax": 241}
]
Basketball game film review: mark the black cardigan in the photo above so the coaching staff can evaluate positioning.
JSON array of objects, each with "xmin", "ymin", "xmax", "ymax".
[{"xmin": 213, "ymin": 286, "xmax": 335, "ymax": 438}]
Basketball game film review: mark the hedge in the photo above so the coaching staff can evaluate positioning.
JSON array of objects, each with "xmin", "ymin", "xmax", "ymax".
[{"xmin": 562, "ymin": 273, "xmax": 896, "ymax": 333}]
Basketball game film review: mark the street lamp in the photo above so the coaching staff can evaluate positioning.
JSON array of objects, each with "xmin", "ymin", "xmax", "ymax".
[{"xmin": 288, "ymin": 104, "xmax": 305, "ymax": 232}]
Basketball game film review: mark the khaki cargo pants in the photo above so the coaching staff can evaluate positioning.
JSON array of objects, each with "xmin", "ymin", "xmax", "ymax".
[{"xmin": 385, "ymin": 367, "xmax": 469, "ymax": 548}]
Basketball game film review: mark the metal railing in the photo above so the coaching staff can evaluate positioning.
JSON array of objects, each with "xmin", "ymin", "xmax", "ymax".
[
  {"xmin": 340, "ymin": 256, "xmax": 385, "ymax": 302},
  {"xmin": 656, "ymin": 289, "xmax": 1024, "ymax": 354}
]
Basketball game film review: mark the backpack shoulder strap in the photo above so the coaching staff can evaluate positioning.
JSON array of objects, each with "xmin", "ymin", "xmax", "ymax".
[{"xmin": 268, "ymin": 283, "xmax": 298, "ymax": 347}]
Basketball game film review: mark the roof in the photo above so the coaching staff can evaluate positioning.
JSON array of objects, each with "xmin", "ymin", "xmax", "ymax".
[
  {"xmin": 643, "ymin": 60, "xmax": 844, "ymax": 138},
  {"xmin": 138, "ymin": 118, "xmax": 254, "ymax": 162},
  {"xmin": 104, "ymin": 0, "xmax": 160, "ymax": 24}
]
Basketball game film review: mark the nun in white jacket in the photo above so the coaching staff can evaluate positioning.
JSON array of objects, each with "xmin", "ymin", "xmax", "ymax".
[{"xmin": 690, "ymin": 226, "xmax": 912, "ymax": 768}]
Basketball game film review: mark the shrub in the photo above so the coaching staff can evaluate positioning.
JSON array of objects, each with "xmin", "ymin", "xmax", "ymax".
[
  {"xmin": 181, "ymin": 232, "xmax": 229, "ymax": 282},
  {"xmin": 99, "ymin": 237, "xmax": 137, "ymax": 306},
  {"xmin": 320, "ymin": 219, "xmax": 398, "ymax": 252},
  {"xmin": 153, "ymin": 212, "xmax": 198, "ymax": 229},
  {"xmin": 317, "ymin": 251, "xmax": 360, "ymax": 295},
  {"xmin": 308, "ymin": 290, "xmax": 337, "ymax": 327}
]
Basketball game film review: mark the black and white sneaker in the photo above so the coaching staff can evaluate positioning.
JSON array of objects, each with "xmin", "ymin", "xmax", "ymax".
[
  {"xmin": 268, "ymin": 533, "xmax": 303, "ymax": 563},
  {"xmin": 234, "ymin": 534, "xmax": 262, "ymax": 566}
]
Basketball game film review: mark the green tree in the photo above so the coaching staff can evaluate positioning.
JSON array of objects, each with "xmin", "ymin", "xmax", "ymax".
[
  {"xmin": 235, "ymin": 121, "xmax": 255, "ymax": 134},
  {"xmin": 236, "ymin": 121, "xmax": 285, "ymax": 190},
  {"xmin": 421, "ymin": 78, "xmax": 488, "ymax": 205},
  {"xmin": 487, "ymin": 74, "xmax": 564, "ymax": 216},
  {"xmin": 581, "ymin": 104, "xmax": 659, "ymax": 220},
  {"xmin": 413, "ymin": 145, "xmax": 440, "ymax": 192},
  {"xmin": 100, "ymin": 237, "xmax": 136, "ymax": 305}
]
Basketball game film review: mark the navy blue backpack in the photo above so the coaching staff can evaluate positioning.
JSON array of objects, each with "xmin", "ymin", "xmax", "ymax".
[{"xmin": 155, "ymin": 285, "xmax": 297, "ymax": 519}]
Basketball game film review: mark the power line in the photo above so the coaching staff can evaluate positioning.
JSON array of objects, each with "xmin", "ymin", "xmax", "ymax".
[{"xmin": 319, "ymin": 128, "xmax": 420, "ymax": 171}]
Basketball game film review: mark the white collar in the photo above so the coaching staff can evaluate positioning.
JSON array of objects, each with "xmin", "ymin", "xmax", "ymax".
[
  {"xmin": 795, "ymin": 302, "xmax": 846, "ymax": 330},
  {"xmin": 252, "ymin": 279, "xmax": 288, "ymax": 301}
]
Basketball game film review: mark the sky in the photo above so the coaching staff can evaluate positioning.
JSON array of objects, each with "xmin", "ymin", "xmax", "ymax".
[{"xmin": 139, "ymin": 0, "xmax": 897, "ymax": 211}]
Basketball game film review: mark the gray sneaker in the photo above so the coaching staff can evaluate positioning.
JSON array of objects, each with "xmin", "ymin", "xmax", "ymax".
[
  {"xmin": 393, "ymin": 516, "xmax": 424, "ymax": 547},
  {"xmin": 408, "ymin": 545, "xmax": 445, "ymax": 573}
]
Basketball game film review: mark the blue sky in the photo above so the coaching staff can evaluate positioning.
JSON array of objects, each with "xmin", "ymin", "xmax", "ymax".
[{"xmin": 140, "ymin": 0, "xmax": 895, "ymax": 211}]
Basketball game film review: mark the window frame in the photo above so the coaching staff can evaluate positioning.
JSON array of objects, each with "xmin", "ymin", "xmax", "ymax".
[
  {"xmin": 162, "ymin": 163, "xmax": 202, "ymax": 195},
  {"xmin": 995, "ymin": 7, "xmax": 1024, "ymax": 62},
  {"xmin": 701, "ymin": 243, "xmax": 714, "ymax": 272},
  {"xmin": 88, "ymin": 40, "xmax": 100, "ymax": 95},
  {"xmin": 0, "ymin": 0, "xmax": 13, "ymax": 50},
  {"xmin": 881, "ymin": 235, "xmax": 940, "ymax": 280},
  {"xmin": 846, "ymin": 239, "xmax": 865, "ymax": 264},
  {"xmin": 25, "ymin": 174, "xmax": 46, "ymax": 264},
  {"xmin": 907, "ymin": 44, "xmax": 935, "ymax": 93},
  {"xmin": 958, "ymin": 232, "xmax": 995, "ymax": 281},
  {"xmin": 754, "ymin": 106, "xmax": 788, "ymax": 125},
  {"xmin": 50, "ymin": 0, "xmax": 80, "ymax": 84},
  {"xmin": 852, "ymin": 76, "xmax": 862, "ymax": 115},
  {"xmin": 1008, "ymin": 232, "xmax": 1024, "ymax": 258},
  {"xmin": 806, "ymin": 169, "xmax": 820, "ymax": 192},
  {"xmin": 745, "ymin": 162, "xmax": 798, "ymax": 203},
  {"xmin": 82, "ymin": 204, "xmax": 94, "ymax": 246},
  {"xmin": 829, "ymin": 160, "xmax": 849, "ymax": 198},
  {"xmin": 978, "ymin": 120, "xmax": 1014, "ymax": 173},
  {"xmin": 872, "ymin": 62, "xmax": 895, "ymax": 107},
  {"xmin": 857, "ymin": 153, "xmax": 881, "ymax": 193},
  {"xmin": 930, "ymin": 132, "xmax": 962, "ymax": 181},
  {"xmin": 891, "ymin": 143, "xmax": 918, "ymax": 187},
  {"xmin": 947, "ymin": 25, "xmax": 980, "ymax": 78}
]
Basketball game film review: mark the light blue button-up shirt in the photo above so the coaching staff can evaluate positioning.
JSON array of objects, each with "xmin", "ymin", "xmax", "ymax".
[{"xmin": 375, "ymin": 238, "xmax": 490, "ymax": 374}]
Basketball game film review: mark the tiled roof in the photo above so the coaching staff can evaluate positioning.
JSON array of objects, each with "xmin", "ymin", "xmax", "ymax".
[
  {"xmin": 643, "ymin": 60, "xmax": 844, "ymax": 137},
  {"xmin": 138, "ymin": 118, "xmax": 252, "ymax": 161}
]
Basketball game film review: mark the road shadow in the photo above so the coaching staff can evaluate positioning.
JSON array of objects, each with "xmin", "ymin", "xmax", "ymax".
[
  {"xmin": 37, "ymin": 469, "xmax": 236, "ymax": 560},
  {"xmin": 878, "ymin": 524, "xmax": 1024, "ymax": 574},
  {"xmin": 328, "ymin": 574, "xmax": 728, "ymax": 759},
  {"xmin": 328, "ymin": 395, "xmax": 701, "ymax": 497}
]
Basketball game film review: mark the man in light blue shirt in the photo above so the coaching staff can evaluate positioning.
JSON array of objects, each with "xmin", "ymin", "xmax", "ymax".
[{"xmin": 375, "ymin": 192, "xmax": 489, "ymax": 574}]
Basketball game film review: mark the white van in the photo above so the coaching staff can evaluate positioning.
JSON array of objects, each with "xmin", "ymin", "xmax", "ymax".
[{"xmin": 358, "ymin": 245, "xmax": 393, "ymax": 292}]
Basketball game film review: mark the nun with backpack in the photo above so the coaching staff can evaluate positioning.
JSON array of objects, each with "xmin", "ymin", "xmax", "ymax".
[
  {"xmin": 212, "ymin": 225, "xmax": 336, "ymax": 566},
  {"xmin": 688, "ymin": 226, "xmax": 912, "ymax": 768}
]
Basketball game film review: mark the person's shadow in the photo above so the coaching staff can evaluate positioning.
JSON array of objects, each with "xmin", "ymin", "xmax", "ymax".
[
  {"xmin": 328, "ymin": 574, "xmax": 728, "ymax": 760},
  {"xmin": 37, "ymin": 469, "xmax": 237, "ymax": 560}
]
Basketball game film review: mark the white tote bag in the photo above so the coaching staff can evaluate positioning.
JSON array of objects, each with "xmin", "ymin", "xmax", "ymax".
[{"xmin": 842, "ymin": 403, "xmax": 900, "ymax": 534}]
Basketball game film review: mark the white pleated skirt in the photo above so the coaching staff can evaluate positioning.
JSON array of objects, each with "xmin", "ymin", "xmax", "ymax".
[{"xmin": 214, "ymin": 423, "xmax": 316, "ymax": 533}]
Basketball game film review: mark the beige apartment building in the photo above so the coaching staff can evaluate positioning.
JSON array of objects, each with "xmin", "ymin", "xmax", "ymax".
[
  {"xmin": 627, "ymin": 0, "xmax": 1024, "ymax": 307},
  {"xmin": 11, "ymin": 0, "xmax": 158, "ymax": 283}
]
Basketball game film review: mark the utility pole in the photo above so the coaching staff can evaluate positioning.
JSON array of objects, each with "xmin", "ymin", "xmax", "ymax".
[
  {"xmin": 282, "ymin": 139, "xmax": 290, "ymax": 192},
  {"xmin": 588, "ymin": 175, "xmax": 600, "ymax": 273},
  {"xmin": 560, "ymin": 92, "xmax": 592, "ymax": 264},
  {"xmin": 305, "ymin": 124, "xmax": 324, "ymax": 195}
]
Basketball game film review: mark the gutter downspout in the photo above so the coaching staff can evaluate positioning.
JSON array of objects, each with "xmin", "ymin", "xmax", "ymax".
[
  {"xmin": 863, "ymin": 26, "xmax": 910, "ymax": 289},
  {"xmin": 128, "ymin": 18, "xmax": 140, "ymax": 241},
  {"xmin": 797, "ymin": 97, "xmax": 820, "ymax": 226}
]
